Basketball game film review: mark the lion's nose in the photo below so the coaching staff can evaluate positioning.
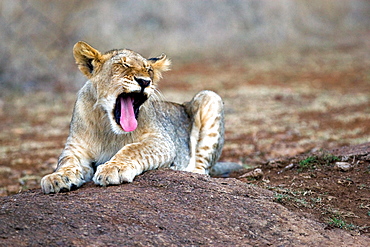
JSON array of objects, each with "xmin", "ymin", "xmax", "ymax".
[{"xmin": 134, "ymin": 77, "xmax": 151, "ymax": 89}]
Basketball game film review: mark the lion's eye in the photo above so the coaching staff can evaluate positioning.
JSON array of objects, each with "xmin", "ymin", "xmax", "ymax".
[
  {"xmin": 120, "ymin": 57, "xmax": 131, "ymax": 68},
  {"xmin": 147, "ymin": 67, "xmax": 154, "ymax": 77}
]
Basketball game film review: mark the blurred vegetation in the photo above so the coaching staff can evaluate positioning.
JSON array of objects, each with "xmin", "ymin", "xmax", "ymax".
[{"xmin": 0, "ymin": 0, "xmax": 369, "ymax": 94}]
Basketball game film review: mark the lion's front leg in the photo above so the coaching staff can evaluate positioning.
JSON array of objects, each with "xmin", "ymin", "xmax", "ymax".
[
  {"xmin": 41, "ymin": 148, "xmax": 94, "ymax": 194},
  {"xmin": 93, "ymin": 138, "xmax": 175, "ymax": 186},
  {"xmin": 41, "ymin": 158, "xmax": 94, "ymax": 194},
  {"xmin": 93, "ymin": 159, "xmax": 138, "ymax": 186}
]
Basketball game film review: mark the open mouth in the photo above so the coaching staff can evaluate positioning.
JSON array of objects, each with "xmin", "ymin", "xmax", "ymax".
[{"xmin": 114, "ymin": 92, "xmax": 148, "ymax": 132}]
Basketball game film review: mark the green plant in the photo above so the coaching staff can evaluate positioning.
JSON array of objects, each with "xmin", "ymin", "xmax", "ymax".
[
  {"xmin": 274, "ymin": 193, "xmax": 291, "ymax": 203},
  {"xmin": 321, "ymin": 153, "xmax": 340, "ymax": 165},
  {"xmin": 328, "ymin": 217, "xmax": 346, "ymax": 228},
  {"xmin": 311, "ymin": 197, "xmax": 322, "ymax": 203},
  {"xmin": 294, "ymin": 198, "xmax": 308, "ymax": 206},
  {"xmin": 297, "ymin": 152, "xmax": 340, "ymax": 172},
  {"xmin": 327, "ymin": 217, "xmax": 356, "ymax": 230},
  {"xmin": 298, "ymin": 156, "xmax": 317, "ymax": 171}
]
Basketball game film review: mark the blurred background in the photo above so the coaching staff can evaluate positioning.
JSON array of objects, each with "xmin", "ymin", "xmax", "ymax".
[{"xmin": 1, "ymin": 0, "xmax": 369, "ymax": 93}]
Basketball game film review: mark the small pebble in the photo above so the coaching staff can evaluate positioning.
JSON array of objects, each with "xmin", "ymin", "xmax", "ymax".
[
  {"xmin": 239, "ymin": 168, "xmax": 263, "ymax": 179},
  {"xmin": 334, "ymin": 162, "xmax": 352, "ymax": 172}
]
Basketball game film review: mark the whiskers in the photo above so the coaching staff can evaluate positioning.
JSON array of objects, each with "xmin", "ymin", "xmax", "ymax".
[{"xmin": 151, "ymin": 88, "xmax": 166, "ymax": 102}]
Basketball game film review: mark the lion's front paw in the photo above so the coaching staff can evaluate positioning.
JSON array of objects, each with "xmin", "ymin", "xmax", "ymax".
[
  {"xmin": 93, "ymin": 163, "xmax": 137, "ymax": 186},
  {"xmin": 41, "ymin": 170, "xmax": 85, "ymax": 194}
]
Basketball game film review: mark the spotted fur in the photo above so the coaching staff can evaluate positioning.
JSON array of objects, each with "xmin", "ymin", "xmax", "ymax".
[{"xmin": 41, "ymin": 41, "xmax": 226, "ymax": 194}]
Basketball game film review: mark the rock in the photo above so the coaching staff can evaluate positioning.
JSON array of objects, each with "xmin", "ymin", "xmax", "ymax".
[
  {"xmin": 239, "ymin": 168, "xmax": 264, "ymax": 179},
  {"xmin": 6, "ymin": 185, "xmax": 21, "ymax": 194},
  {"xmin": 334, "ymin": 162, "xmax": 353, "ymax": 172}
]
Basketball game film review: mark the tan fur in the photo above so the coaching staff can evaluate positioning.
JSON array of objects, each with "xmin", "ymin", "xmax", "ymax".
[{"xmin": 41, "ymin": 41, "xmax": 224, "ymax": 194}]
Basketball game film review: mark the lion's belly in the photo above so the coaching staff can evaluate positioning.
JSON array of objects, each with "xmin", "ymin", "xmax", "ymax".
[{"xmin": 153, "ymin": 101, "xmax": 192, "ymax": 171}]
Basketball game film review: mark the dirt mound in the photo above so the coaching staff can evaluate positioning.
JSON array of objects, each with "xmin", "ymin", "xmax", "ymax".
[{"xmin": 0, "ymin": 169, "xmax": 368, "ymax": 246}]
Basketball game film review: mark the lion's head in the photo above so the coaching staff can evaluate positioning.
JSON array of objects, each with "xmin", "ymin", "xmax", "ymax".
[{"xmin": 73, "ymin": 41, "xmax": 171, "ymax": 134}]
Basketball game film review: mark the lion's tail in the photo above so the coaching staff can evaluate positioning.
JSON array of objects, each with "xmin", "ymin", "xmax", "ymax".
[{"xmin": 209, "ymin": 162, "xmax": 243, "ymax": 177}]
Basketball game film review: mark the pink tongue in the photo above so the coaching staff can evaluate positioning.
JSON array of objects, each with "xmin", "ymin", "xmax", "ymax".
[{"xmin": 119, "ymin": 96, "xmax": 137, "ymax": 132}]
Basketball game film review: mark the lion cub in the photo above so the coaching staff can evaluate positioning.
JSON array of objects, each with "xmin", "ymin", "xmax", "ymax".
[{"xmin": 41, "ymin": 41, "xmax": 227, "ymax": 194}]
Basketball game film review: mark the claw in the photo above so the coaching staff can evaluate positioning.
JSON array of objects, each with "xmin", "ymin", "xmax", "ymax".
[
  {"xmin": 40, "ymin": 170, "xmax": 85, "ymax": 194},
  {"xmin": 59, "ymin": 187, "xmax": 70, "ymax": 193}
]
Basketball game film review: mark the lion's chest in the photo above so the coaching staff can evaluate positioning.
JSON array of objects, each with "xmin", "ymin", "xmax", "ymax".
[{"xmin": 92, "ymin": 131, "xmax": 133, "ymax": 166}]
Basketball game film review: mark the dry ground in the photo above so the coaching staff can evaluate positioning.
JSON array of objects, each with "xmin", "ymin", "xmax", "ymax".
[{"xmin": 0, "ymin": 43, "xmax": 369, "ymax": 242}]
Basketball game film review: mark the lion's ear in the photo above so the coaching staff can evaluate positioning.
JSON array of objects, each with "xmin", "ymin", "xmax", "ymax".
[
  {"xmin": 148, "ymin": 54, "xmax": 171, "ymax": 82},
  {"xmin": 73, "ymin": 41, "xmax": 103, "ymax": 78}
]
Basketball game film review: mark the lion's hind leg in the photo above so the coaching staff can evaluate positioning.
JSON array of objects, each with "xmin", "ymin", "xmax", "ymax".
[{"xmin": 184, "ymin": 90, "xmax": 225, "ymax": 174}]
